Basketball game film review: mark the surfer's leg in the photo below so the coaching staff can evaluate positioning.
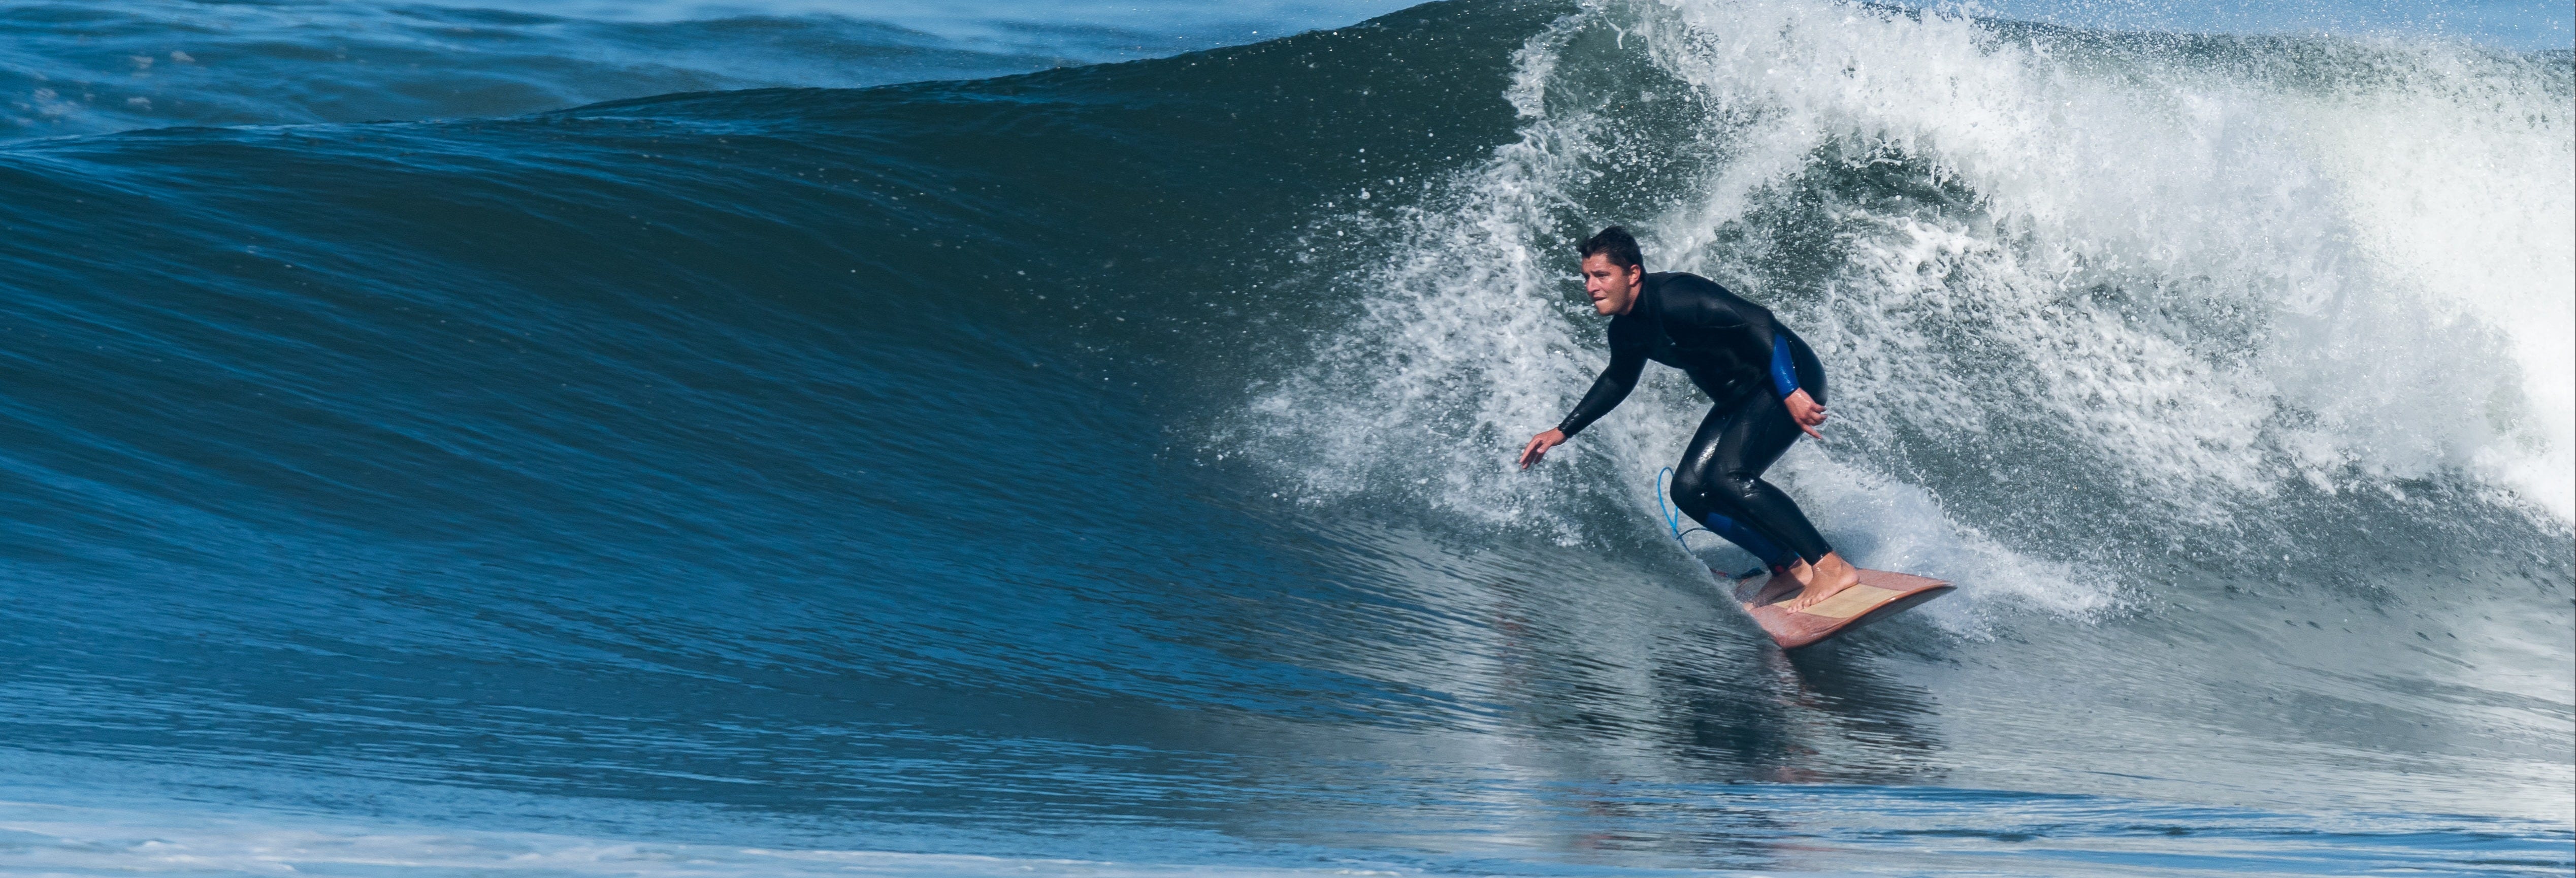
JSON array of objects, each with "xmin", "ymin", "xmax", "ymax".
[
  {"xmin": 1705, "ymin": 510, "xmax": 1794, "ymax": 573},
  {"xmin": 1705, "ymin": 399, "xmax": 1830, "ymax": 561},
  {"xmin": 1669, "ymin": 404, "xmax": 1797, "ymax": 570},
  {"xmin": 1708, "ymin": 397, "xmax": 1863, "ymax": 610}
]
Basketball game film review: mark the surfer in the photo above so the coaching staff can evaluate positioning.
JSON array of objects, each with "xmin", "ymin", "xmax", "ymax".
[{"xmin": 1517, "ymin": 227, "xmax": 1861, "ymax": 612}]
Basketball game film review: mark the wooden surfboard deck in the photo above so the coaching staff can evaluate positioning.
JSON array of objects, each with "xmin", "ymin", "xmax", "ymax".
[{"xmin": 1727, "ymin": 567, "xmax": 1954, "ymax": 649}]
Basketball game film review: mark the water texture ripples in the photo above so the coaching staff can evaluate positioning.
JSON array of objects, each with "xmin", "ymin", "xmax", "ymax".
[{"xmin": 0, "ymin": 0, "xmax": 2566, "ymax": 874}]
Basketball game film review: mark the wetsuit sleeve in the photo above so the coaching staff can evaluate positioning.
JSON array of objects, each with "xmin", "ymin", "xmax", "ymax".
[
  {"xmin": 1554, "ymin": 322, "xmax": 1647, "ymax": 438},
  {"xmin": 1769, "ymin": 335, "xmax": 1800, "ymax": 398}
]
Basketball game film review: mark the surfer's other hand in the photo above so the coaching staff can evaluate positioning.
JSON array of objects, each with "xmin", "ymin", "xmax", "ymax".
[
  {"xmin": 1783, "ymin": 389, "xmax": 1827, "ymax": 440},
  {"xmin": 1518, "ymin": 429, "xmax": 1565, "ymax": 469}
]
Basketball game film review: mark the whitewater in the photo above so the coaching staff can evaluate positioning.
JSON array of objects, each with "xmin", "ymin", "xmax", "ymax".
[{"xmin": 0, "ymin": 0, "xmax": 2567, "ymax": 875}]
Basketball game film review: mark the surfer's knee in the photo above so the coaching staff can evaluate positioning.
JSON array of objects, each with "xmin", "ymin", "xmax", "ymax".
[
  {"xmin": 1713, "ymin": 470, "xmax": 1767, "ymax": 504},
  {"xmin": 1668, "ymin": 467, "xmax": 1715, "ymax": 519}
]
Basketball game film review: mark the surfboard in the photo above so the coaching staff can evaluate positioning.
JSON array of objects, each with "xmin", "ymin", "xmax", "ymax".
[{"xmin": 1726, "ymin": 567, "xmax": 1953, "ymax": 649}]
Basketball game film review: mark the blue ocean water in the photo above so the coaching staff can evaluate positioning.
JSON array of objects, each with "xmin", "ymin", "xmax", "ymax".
[{"xmin": 0, "ymin": 0, "xmax": 2570, "ymax": 875}]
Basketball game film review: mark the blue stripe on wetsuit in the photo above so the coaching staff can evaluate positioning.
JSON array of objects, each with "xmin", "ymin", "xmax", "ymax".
[
  {"xmin": 1705, "ymin": 509, "xmax": 1796, "ymax": 570},
  {"xmin": 1770, "ymin": 336, "xmax": 1800, "ymax": 399}
]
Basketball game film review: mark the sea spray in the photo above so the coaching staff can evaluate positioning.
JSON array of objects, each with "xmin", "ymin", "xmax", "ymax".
[
  {"xmin": 0, "ymin": 1, "xmax": 2564, "ymax": 870},
  {"xmin": 1253, "ymin": 0, "xmax": 2572, "ymax": 634}
]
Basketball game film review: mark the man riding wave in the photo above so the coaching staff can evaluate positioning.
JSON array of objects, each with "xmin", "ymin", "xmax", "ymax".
[{"xmin": 1517, "ymin": 226, "xmax": 1862, "ymax": 612}]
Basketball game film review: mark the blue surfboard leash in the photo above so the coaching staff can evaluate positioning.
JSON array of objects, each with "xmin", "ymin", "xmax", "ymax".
[
  {"xmin": 1659, "ymin": 468, "xmax": 1769, "ymax": 581},
  {"xmin": 1655, "ymin": 466, "xmax": 1713, "ymax": 545}
]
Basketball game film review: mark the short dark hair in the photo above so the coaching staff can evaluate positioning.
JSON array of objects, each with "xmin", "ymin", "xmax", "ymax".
[{"xmin": 1579, "ymin": 226, "xmax": 1643, "ymax": 271}]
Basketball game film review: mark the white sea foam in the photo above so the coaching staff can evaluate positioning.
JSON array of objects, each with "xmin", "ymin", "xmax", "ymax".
[
  {"xmin": 1254, "ymin": 0, "xmax": 2571, "ymax": 629},
  {"xmin": 0, "ymin": 802, "xmax": 1397, "ymax": 877},
  {"xmin": 1644, "ymin": 0, "xmax": 2573, "ymax": 517}
]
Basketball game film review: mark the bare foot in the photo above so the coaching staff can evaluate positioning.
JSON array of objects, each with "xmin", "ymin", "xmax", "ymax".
[
  {"xmin": 1751, "ymin": 569, "xmax": 1802, "ymax": 605},
  {"xmin": 1786, "ymin": 552, "xmax": 1862, "ymax": 613},
  {"xmin": 1784, "ymin": 559, "xmax": 1816, "ymax": 589},
  {"xmin": 1750, "ymin": 561, "xmax": 1813, "ymax": 606}
]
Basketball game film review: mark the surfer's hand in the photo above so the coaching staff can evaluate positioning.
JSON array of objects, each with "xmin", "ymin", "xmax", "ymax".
[
  {"xmin": 1783, "ymin": 389, "xmax": 1827, "ymax": 440},
  {"xmin": 1518, "ymin": 429, "xmax": 1565, "ymax": 469}
]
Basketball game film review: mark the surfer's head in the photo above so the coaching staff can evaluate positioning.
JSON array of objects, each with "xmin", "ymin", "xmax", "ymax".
[{"xmin": 1579, "ymin": 226, "xmax": 1645, "ymax": 316}]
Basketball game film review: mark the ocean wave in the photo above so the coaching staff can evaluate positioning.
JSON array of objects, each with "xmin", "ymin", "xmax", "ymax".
[{"xmin": 0, "ymin": 0, "xmax": 2566, "ymax": 872}]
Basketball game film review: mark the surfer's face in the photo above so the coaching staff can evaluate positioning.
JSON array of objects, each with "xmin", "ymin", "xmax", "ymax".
[{"xmin": 1582, "ymin": 253, "xmax": 1642, "ymax": 316}]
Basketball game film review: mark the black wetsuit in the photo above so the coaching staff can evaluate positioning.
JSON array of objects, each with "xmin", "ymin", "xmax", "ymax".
[{"xmin": 1554, "ymin": 272, "xmax": 1831, "ymax": 567}]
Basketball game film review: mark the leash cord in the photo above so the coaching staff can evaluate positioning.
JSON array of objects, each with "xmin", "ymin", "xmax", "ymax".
[{"xmin": 1654, "ymin": 467, "xmax": 1714, "ymax": 545}]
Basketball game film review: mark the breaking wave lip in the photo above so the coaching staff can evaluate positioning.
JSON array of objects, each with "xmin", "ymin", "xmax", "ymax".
[{"xmin": 1249, "ymin": 0, "xmax": 2573, "ymax": 639}]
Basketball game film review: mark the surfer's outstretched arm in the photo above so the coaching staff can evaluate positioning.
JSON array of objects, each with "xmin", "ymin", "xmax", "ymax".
[
  {"xmin": 1520, "ymin": 341, "xmax": 1645, "ymax": 468},
  {"xmin": 1557, "ymin": 341, "xmax": 1646, "ymax": 439}
]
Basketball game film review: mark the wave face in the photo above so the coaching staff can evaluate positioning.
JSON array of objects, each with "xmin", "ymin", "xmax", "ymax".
[{"xmin": 0, "ymin": 1, "xmax": 2569, "ymax": 874}]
